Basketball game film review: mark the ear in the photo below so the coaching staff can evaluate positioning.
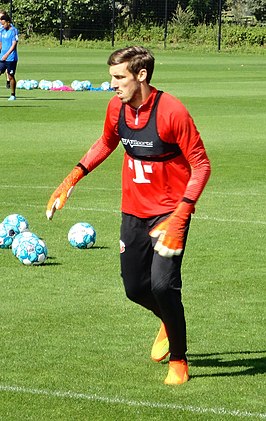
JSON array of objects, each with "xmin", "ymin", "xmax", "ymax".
[{"xmin": 137, "ymin": 68, "xmax": 147, "ymax": 83}]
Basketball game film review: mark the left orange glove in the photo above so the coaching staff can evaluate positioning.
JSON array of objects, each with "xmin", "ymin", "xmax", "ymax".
[
  {"xmin": 150, "ymin": 201, "xmax": 195, "ymax": 258},
  {"xmin": 46, "ymin": 165, "xmax": 86, "ymax": 220}
]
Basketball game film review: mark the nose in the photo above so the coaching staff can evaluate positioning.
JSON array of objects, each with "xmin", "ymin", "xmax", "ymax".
[{"xmin": 110, "ymin": 76, "xmax": 118, "ymax": 90}]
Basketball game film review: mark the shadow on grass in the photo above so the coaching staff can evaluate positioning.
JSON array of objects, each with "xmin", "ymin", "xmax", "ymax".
[
  {"xmin": 43, "ymin": 261, "xmax": 62, "ymax": 266},
  {"xmin": 43, "ymin": 247, "xmax": 110, "ymax": 264},
  {"xmin": 43, "ymin": 256, "xmax": 62, "ymax": 266},
  {"xmin": 88, "ymin": 245, "xmax": 110, "ymax": 250},
  {"xmin": 69, "ymin": 246, "xmax": 110, "ymax": 250},
  {"xmin": 189, "ymin": 350, "xmax": 266, "ymax": 377}
]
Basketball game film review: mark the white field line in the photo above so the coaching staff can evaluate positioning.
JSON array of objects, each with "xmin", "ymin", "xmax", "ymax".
[
  {"xmin": 0, "ymin": 384, "xmax": 265, "ymax": 419},
  {"xmin": 1, "ymin": 202, "xmax": 265, "ymax": 226},
  {"xmin": 0, "ymin": 185, "xmax": 119, "ymax": 192},
  {"xmin": 193, "ymin": 214, "xmax": 266, "ymax": 225},
  {"xmin": 0, "ymin": 185, "xmax": 265, "ymax": 225},
  {"xmin": 0, "ymin": 184, "xmax": 265, "ymax": 197}
]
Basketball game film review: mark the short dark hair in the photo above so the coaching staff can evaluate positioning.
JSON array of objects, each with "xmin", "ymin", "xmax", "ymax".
[
  {"xmin": 0, "ymin": 13, "xmax": 11, "ymax": 22},
  {"xmin": 107, "ymin": 46, "xmax": 155, "ymax": 84}
]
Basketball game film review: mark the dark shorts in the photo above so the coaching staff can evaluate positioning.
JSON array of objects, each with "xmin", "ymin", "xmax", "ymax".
[
  {"xmin": 120, "ymin": 212, "xmax": 190, "ymax": 301},
  {"xmin": 0, "ymin": 60, "xmax": 17, "ymax": 76}
]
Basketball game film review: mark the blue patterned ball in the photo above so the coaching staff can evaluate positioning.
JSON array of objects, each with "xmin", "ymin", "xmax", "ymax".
[
  {"xmin": 0, "ymin": 223, "xmax": 17, "ymax": 249},
  {"xmin": 68, "ymin": 222, "xmax": 96, "ymax": 249},
  {"xmin": 3, "ymin": 214, "xmax": 29, "ymax": 234},
  {"xmin": 12, "ymin": 232, "xmax": 48, "ymax": 265}
]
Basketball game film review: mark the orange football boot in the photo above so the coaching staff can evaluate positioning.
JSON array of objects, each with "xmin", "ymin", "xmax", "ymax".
[
  {"xmin": 151, "ymin": 322, "xmax": 170, "ymax": 362},
  {"xmin": 164, "ymin": 360, "xmax": 189, "ymax": 385}
]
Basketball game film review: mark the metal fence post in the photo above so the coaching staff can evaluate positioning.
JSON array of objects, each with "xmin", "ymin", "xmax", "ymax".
[
  {"xmin": 60, "ymin": 0, "xmax": 64, "ymax": 45},
  {"xmin": 164, "ymin": 0, "xmax": 168, "ymax": 49},
  {"xmin": 9, "ymin": 0, "xmax": 12, "ymax": 20},
  {"xmin": 111, "ymin": 0, "xmax": 115, "ymax": 47},
  {"xmin": 218, "ymin": 0, "xmax": 222, "ymax": 51}
]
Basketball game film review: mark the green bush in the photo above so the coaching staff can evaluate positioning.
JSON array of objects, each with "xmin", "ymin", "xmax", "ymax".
[
  {"xmin": 191, "ymin": 24, "xmax": 217, "ymax": 46},
  {"xmin": 113, "ymin": 21, "xmax": 265, "ymax": 49},
  {"xmin": 18, "ymin": 21, "xmax": 265, "ymax": 51},
  {"xmin": 221, "ymin": 24, "xmax": 265, "ymax": 47},
  {"xmin": 169, "ymin": 5, "xmax": 196, "ymax": 40},
  {"xmin": 114, "ymin": 22, "xmax": 165, "ymax": 44}
]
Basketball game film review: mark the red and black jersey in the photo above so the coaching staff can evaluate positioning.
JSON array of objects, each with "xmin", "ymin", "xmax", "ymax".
[
  {"xmin": 118, "ymin": 91, "xmax": 182, "ymax": 162},
  {"xmin": 80, "ymin": 87, "xmax": 211, "ymax": 218}
]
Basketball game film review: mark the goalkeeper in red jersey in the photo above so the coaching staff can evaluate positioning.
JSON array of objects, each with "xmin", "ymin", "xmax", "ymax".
[{"xmin": 46, "ymin": 46, "xmax": 211, "ymax": 385}]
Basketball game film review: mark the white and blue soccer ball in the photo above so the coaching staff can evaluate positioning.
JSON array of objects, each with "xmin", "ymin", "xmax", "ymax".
[
  {"xmin": 30, "ymin": 80, "xmax": 39, "ymax": 89},
  {"xmin": 71, "ymin": 80, "xmax": 83, "ymax": 91},
  {"xmin": 12, "ymin": 231, "xmax": 48, "ymax": 265},
  {"xmin": 3, "ymin": 214, "xmax": 29, "ymax": 234},
  {"xmin": 0, "ymin": 222, "xmax": 17, "ymax": 249},
  {"xmin": 17, "ymin": 79, "xmax": 26, "ymax": 89},
  {"xmin": 101, "ymin": 81, "xmax": 110, "ymax": 91},
  {"xmin": 11, "ymin": 231, "xmax": 39, "ymax": 257},
  {"xmin": 23, "ymin": 80, "xmax": 33, "ymax": 90},
  {"xmin": 39, "ymin": 79, "xmax": 52, "ymax": 90},
  {"xmin": 68, "ymin": 222, "xmax": 96, "ymax": 249},
  {"xmin": 82, "ymin": 80, "xmax": 92, "ymax": 90},
  {"xmin": 52, "ymin": 80, "xmax": 64, "ymax": 89},
  {"xmin": 38, "ymin": 79, "xmax": 46, "ymax": 89}
]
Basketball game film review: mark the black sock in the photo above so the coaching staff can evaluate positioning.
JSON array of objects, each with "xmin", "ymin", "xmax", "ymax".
[{"xmin": 170, "ymin": 354, "xmax": 187, "ymax": 362}]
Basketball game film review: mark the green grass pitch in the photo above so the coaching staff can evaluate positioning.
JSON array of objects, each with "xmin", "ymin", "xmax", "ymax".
[{"xmin": 0, "ymin": 46, "xmax": 265, "ymax": 420}]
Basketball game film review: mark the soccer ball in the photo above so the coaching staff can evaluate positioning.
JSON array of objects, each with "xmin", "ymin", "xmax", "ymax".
[
  {"xmin": 24, "ymin": 80, "xmax": 33, "ymax": 90},
  {"xmin": 30, "ymin": 80, "xmax": 39, "ymax": 89},
  {"xmin": 17, "ymin": 79, "xmax": 26, "ymax": 89},
  {"xmin": 101, "ymin": 81, "xmax": 110, "ymax": 91},
  {"xmin": 52, "ymin": 80, "xmax": 64, "ymax": 89},
  {"xmin": 82, "ymin": 80, "xmax": 92, "ymax": 90},
  {"xmin": 11, "ymin": 231, "xmax": 38, "ymax": 257},
  {"xmin": 39, "ymin": 79, "xmax": 52, "ymax": 90},
  {"xmin": 68, "ymin": 222, "xmax": 96, "ymax": 249},
  {"xmin": 71, "ymin": 80, "xmax": 83, "ymax": 91},
  {"xmin": 3, "ymin": 214, "xmax": 29, "ymax": 234},
  {"xmin": 0, "ymin": 222, "xmax": 17, "ymax": 249},
  {"xmin": 12, "ymin": 232, "xmax": 48, "ymax": 265}
]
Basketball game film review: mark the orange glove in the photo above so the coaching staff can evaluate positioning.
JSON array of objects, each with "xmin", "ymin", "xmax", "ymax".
[
  {"xmin": 150, "ymin": 201, "xmax": 195, "ymax": 257},
  {"xmin": 46, "ymin": 166, "xmax": 86, "ymax": 220}
]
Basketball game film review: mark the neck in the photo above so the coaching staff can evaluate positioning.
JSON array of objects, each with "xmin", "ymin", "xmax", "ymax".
[{"xmin": 129, "ymin": 84, "xmax": 152, "ymax": 108}]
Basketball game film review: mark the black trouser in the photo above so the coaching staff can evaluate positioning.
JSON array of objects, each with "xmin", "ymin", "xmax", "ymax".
[{"xmin": 120, "ymin": 212, "xmax": 190, "ymax": 360}]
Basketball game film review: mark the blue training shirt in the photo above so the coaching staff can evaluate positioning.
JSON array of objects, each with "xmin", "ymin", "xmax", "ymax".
[{"xmin": 0, "ymin": 25, "xmax": 18, "ymax": 61}]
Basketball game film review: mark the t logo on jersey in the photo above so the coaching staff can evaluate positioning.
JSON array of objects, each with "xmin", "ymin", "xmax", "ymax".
[{"xmin": 128, "ymin": 159, "xmax": 152, "ymax": 184}]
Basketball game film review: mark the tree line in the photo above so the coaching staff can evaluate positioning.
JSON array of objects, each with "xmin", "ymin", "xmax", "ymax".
[{"xmin": 0, "ymin": 0, "xmax": 265, "ymax": 39}]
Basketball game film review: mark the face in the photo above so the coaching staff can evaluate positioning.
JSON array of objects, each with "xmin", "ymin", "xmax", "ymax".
[
  {"xmin": 109, "ymin": 62, "xmax": 144, "ymax": 106},
  {"xmin": 0, "ymin": 19, "xmax": 10, "ymax": 29}
]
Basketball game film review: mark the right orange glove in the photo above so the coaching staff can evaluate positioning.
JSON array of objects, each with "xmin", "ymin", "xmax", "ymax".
[
  {"xmin": 46, "ymin": 166, "xmax": 86, "ymax": 220},
  {"xmin": 150, "ymin": 201, "xmax": 195, "ymax": 257}
]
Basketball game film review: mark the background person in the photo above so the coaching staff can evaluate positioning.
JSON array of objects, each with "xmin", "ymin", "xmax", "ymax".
[
  {"xmin": 0, "ymin": 13, "xmax": 18, "ymax": 100},
  {"xmin": 46, "ymin": 46, "xmax": 211, "ymax": 385},
  {"xmin": 0, "ymin": 9, "xmax": 15, "ymax": 89}
]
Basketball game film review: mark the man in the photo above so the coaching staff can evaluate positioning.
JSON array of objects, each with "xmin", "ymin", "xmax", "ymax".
[
  {"xmin": 0, "ymin": 13, "xmax": 18, "ymax": 101},
  {"xmin": 46, "ymin": 46, "xmax": 211, "ymax": 385},
  {"xmin": 0, "ymin": 9, "xmax": 12, "ymax": 89}
]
